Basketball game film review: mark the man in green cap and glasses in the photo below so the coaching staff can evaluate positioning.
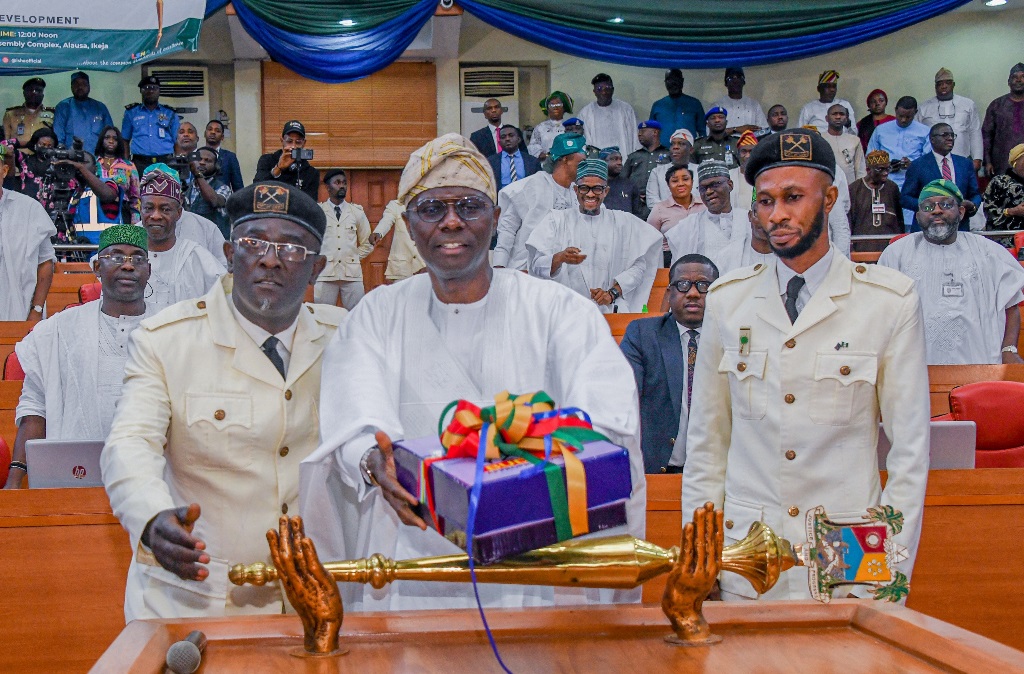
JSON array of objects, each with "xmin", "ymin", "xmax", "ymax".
[
  {"xmin": 880, "ymin": 178, "xmax": 1024, "ymax": 365},
  {"xmin": 493, "ymin": 132, "xmax": 585, "ymax": 270},
  {"xmin": 527, "ymin": 158, "xmax": 662, "ymax": 313},
  {"xmin": 4, "ymin": 224, "xmax": 152, "ymax": 489}
]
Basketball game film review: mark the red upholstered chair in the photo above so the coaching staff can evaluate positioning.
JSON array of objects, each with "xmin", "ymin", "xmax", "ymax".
[
  {"xmin": 0, "ymin": 436, "xmax": 9, "ymax": 486},
  {"xmin": 79, "ymin": 282, "xmax": 101, "ymax": 303},
  {"xmin": 1011, "ymin": 232, "xmax": 1024, "ymax": 260},
  {"xmin": 947, "ymin": 381, "xmax": 1024, "ymax": 468},
  {"xmin": 3, "ymin": 351, "xmax": 24, "ymax": 381},
  {"xmin": 889, "ymin": 233, "xmax": 910, "ymax": 245}
]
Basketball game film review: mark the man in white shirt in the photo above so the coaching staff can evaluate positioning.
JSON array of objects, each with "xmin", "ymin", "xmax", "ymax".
[
  {"xmin": 369, "ymin": 200, "xmax": 425, "ymax": 282},
  {"xmin": 879, "ymin": 179, "xmax": 1024, "ymax": 365},
  {"xmin": 710, "ymin": 67, "xmax": 768, "ymax": 135},
  {"xmin": 823, "ymin": 104, "xmax": 866, "ymax": 186},
  {"xmin": 0, "ymin": 143, "xmax": 55, "ymax": 322},
  {"xmin": 300, "ymin": 133, "xmax": 646, "ymax": 612},
  {"xmin": 578, "ymin": 73, "xmax": 641, "ymax": 155},
  {"xmin": 316, "ymin": 169, "xmax": 371, "ymax": 309},
  {"xmin": 797, "ymin": 70, "xmax": 855, "ymax": 135},
  {"xmin": 4, "ymin": 225, "xmax": 151, "ymax": 489},
  {"xmin": 492, "ymin": 133, "xmax": 584, "ymax": 270},
  {"xmin": 139, "ymin": 165, "xmax": 226, "ymax": 314},
  {"xmin": 683, "ymin": 127, "xmax": 930, "ymax": 601},
  {"xmin": 666, "ymin": 160, "xmax": 747, "ymax": 263},
  {"xmin": 916, "ymin": 68, "xmax": 984, "ymax": 172},
  {"xmin": 526, "ymin": 158, "xmax": 662, "ymax": 313}
]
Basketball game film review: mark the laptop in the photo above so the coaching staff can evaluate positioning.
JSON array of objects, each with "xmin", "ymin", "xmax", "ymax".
[
  {"xmin": 876, "ymin": 421, "xmax": 976, "ymax": 470},
  {"xmin": 25, "ymin": 440, "xmax": 105, "ymax": 488}
]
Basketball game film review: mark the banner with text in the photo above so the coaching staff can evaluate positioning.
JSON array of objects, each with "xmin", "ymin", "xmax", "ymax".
[{"xmin": 0, "ymin": 0, "xmax": 205, "ymax": 72}]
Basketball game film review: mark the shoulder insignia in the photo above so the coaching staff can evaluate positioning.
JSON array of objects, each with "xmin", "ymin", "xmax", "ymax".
[
  {"xmin": 850, "ymin": 262, "xmax": 914, "ymax": 296},
  {"xmin": 708, "ymin": 262, "xmax": 766, "ymax": 292},
  {"xmin": 125, "ymin": 102, "xmax": 141, "ymax": 110},
  {"xmin": 43, "ymin": 107, "xmax": 55, "ymax": 113},
  {"xmin": 141, "ymin": 299, "xmax": 208, "ymax": 330},
  {"xmin": 5, "ymin": 105, "xmax": 20, "ymax": 112},
  {"xmin": 350, "ymin": 203, "xmax": 365, "ymax": 213},
  {"xmin": 304, "ymin": 303, "xmax": 346, "ymax": 327}
]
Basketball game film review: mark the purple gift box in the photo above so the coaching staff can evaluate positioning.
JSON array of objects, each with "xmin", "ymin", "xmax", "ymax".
[{"xmin": 393, "ymin": 436, "xmax": 632, "ymax": 564}]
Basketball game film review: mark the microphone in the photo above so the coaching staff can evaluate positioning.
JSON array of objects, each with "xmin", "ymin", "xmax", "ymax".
[{"xmin": 165, "ymin": 630, "xmax": 207, "ymax": 674}]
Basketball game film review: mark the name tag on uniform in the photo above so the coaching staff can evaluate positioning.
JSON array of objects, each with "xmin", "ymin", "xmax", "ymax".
[
  {"xmin": 158, "ymin": 127, "xmax": 166, "ymax": 138},
  {"xmin": 17, "ymin": 123, "xmax": 24, "ymax": 136},
  {"xmin": 942, "ymin": 282, "xmax": 964, "ymax": 297},
  {"xmin": 871, "ymin": 203, "xmax": 886, "ymax": 214},
  {"xmin": 739, "ymin": 326, "xmax": 752, "ymax": 355},
  {"xmin": 724, "ymin": 151, "xmax": 734, "ymax": 165}
]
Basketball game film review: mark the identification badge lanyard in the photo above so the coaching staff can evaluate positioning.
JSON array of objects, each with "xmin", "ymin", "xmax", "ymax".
[{"xmin": 941, "ymin": 246, "xmax": 963, "ymax": 297}]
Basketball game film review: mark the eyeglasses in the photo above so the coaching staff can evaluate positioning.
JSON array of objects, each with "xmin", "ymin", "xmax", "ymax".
[
  {"xmin": 920, "ymin": 200, "xmax": 959, "ymax": 213},
  {"xmin": 931, "ymin": 132, "xmax": 957, "ymax": 139},
  {"xmin": 98, "ymin": 253, "xmax": 149, "ymax": 267},
  {"xmin": 670, "ymin": 279, "xmax": 712, "ymax": 294},
  {"xmin": 576, "ymin": 184, "xmax": 608, "ymax": 195},
  {"xmin": 408, "ymin": 197, "xmax": 492, "ymax": 223},
  {"xmin": 233, "ymin": 236, "xmax": 316, "ymax": 262},
  {"xmin": 698, "ymin": 179, "xmax": 730, "ymax": 192}
]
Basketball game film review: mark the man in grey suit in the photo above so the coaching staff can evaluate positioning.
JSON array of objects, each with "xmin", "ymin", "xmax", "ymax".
[{"xmin": 620, "ymin": 254, "xmax": 719, "ymax": 473}]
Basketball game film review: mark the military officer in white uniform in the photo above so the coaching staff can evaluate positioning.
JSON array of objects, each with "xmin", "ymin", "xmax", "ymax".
[
  {"xmin": 316, "ymin": 169, "xmax": 372, "ymax": 308},
  {"xmin": 682, "ymin": 128, "xmax": 930, "ymax": 602},
  {"xmin": 102, "ymin": 181, "xmax": 344, "ymax": 621}
]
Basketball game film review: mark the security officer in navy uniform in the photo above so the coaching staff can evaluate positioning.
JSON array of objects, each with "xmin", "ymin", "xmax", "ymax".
[
  {"xmin": 621, "ymin": 120, "xmax": 670, "ymax": 216},
  {"xmin": 2, "ymin": 78, "xmax": 55, "ymax": 147},
  {"xmin": 122, "ymin": 75, "xmax": 180, "ymax": 174}
]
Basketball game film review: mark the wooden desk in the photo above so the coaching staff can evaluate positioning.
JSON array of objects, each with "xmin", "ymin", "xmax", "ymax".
[
  {"xmin": 92, "ymin": 602, "xmax": 1024, "ymax": 673},
  {"xmin": 0, "ymin": 487, "xmax": 131, "ymax": 674},
  {"xmin": 605, "ymin": 313, "xmax": 646, "ymax": 344},
  {"xmin": 644, "ymin": 470, "xmax": 1024, "ymax": 651}
]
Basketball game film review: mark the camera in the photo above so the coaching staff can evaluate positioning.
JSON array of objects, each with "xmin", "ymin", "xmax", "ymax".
[
  {"xmin": 38, "ymin": 138, "xmax": 88, "ymax": 241},
  {"xmin": 38, "ymin": 138, "xmax": 87, "ymax": 183},
  {"xmin": 290, "ymin": 148, "xmax": 314, "ymax": 161}
]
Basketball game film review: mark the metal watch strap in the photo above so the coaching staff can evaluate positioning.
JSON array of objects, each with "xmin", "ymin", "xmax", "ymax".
[{"xmin": 360, "ymin": 446, "xmax": 380, "ymax": 487}]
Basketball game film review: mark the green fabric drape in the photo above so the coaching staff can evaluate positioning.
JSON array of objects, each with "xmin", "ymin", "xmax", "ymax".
[{"xmin": 239, "ymin": 0, "xmax": 422, "ymax": 35}]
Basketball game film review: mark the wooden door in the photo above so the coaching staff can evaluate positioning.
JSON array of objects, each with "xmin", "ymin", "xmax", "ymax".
[{"xmin": 348, "ymin": 169, "xmax": 402, "ymax": 291}]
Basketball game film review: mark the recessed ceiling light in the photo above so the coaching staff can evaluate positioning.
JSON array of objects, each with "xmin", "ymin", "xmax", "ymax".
[
  {"xmin": 985, "ymin": 0, "xmax": 1007, "ymax": 6},
  {"xmin": 339, "ymin": 19, "xmax": 357, "ymax": 26},
  {"xmin": 607, "ymin": 17, "xmax": 625, "ymax": 23}
]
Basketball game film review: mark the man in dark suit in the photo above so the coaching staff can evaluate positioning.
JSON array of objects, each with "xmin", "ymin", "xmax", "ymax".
[
  {"xmin": 488, "ymin": 125, "xmax": 540, "ymax": 190},
  {"xmin": 204, "ymin": 120, "xmax": 244, "ymax": 191},
  {"xmin": 469, "ymin": 98, "xmax": 527, "ymax": 157},
  {"xmin": 902, "ymin": 122, "xmax": 981, "ymax": 231},
  {"xmin": 620, "ymin": 254, "xmax": 719, "ymax": 473}
]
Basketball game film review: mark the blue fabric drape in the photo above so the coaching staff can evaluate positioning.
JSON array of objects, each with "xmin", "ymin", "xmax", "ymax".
[
  {"xmin": 456, "ymin": 0, "xmax": 973, "ymax": 68},
  {"xmin": 230, "ymin": 0, "xmax": 437, "ymax": 84}
]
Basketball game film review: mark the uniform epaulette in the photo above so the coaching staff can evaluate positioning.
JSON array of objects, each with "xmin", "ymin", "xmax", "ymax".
[
  {"xmin": 850, "ymin": 261, "xmax": 914, "ymax": 296},
  {"xmin": 141, "ymin": 298, "xmax": 209, "ymax": 330},
  {"xmin": 350, "ymin": 202, "xmax": 366, "ymax": 212},
  {"xmin": 43, "ymin": 106, "xmax": 55, "ymax": 113},
  {"xmin": 708, "ymin": 261, "xmax": 767, "ymax": 292},
  {"xmin": 5, "ymin": 105, "xmax": 19, "ymax": 112},
  {"xmin": 125, "ymin": 102, "xmax": 141, "ymax": 111},
  {"xmin": 303, "ymin": 302, "xmax": 346, "ymax": 327}
]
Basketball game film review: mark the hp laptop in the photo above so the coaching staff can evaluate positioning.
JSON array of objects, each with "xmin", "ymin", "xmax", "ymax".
[{"xmin": 25, "ymin": 440, "xmax": 105, "ymax": 488}]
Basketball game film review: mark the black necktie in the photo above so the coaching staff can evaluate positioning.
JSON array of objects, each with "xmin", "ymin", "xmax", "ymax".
[
  {"xmin": 686, "ymin": 330, "xmax": 698, "ymax": 411},
  {"xmin": 785, "ymin": 275, "xmax": 806, "ymax": 324},
  {"xmin": 334, "ymin": 205, "xmax": 342, "ymax": 220},
  {"xmin": 261, "ymin": 336, "xmax": 286, "ymax": 379}
]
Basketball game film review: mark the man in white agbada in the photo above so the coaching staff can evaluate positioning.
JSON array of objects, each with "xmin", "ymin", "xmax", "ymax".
[
  {"xmin": 0, "ymin": 143, "xmax": 55, "ymax": 322},
  {"xmin": 578, "ymin": 73, "xmax": 641, "ymax": 155},
  {"xmin": 797, "ymin": 70, "xmax": 856, "ymax": 135},
  {"xmin": 526, "ymin": 158, "xmax": 661, "ymax": 313},
  {"xmin": 300, "ymin": 134, "xmax": 646, "ymax": 612},
  {"xmin": 916, "ymin": 68, "xmax": 984, "ymax": 171},
  {"xmin": 647, "ymin": 128, "xmax": 699, "ymax": 207},
  {"xmin": 492, "ymin": 133, "xmax": 583, "ymax": 270},
  {"xmin": 879, "ymin": 179, "xmax": 1024, "ymax": 365},
  {"xmin": 139, "ymin": 166, "xmax": 226, "ymax": 315},
  {"xmin": 4, "ymin": 225, "xmax": 151, "ymax": 490},
  {"xmin": 144, "ymin": 164, "xmax": 227, "ymax": 265},
  {"xmin": 369, "ymin": 199, "xmax": 425, "ymax": 282},
  {"xmin": 666, "ymin": 160, "xmax": 747, "ymax": 263}
]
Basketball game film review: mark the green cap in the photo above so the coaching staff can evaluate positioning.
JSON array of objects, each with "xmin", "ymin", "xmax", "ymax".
[
  {"xmin": 549, "ymin": 133, "xmax": 587, "ymax": 161},
  {"xmin": 919, "ymin": 179, "xmax": 963, "ymax": 203},
  {"xmin": 98, "ymin": 224, "xmax": 148, "ymax": 252}
]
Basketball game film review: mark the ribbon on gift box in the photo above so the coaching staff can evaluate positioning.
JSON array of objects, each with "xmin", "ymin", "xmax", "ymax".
[{"xmin": 434, "ymin": 391, "xmax": 608, "ymax": 543}]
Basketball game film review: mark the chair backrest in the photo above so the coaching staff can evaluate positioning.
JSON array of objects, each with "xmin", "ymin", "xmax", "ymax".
[
  {"xmin": 3, "ymin": 352, "xmax": 24, "ymax": 381},
  {"xmin": 949, "ymin": 381, "xmax": 1024, "ymax": 467},
  {"xmin": 79, "ymin": 282, "xmax": 102, "ymax": 304},
  {"xmin": 1012, "ymin": 232, "xmax": 1024, "ymax": 260},
  {"xmin": 890, "ymin": 233, "xmax": 910, "ymax": 245}
]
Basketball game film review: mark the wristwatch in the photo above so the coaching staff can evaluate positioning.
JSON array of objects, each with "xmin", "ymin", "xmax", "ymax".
[
  {"xmin": 1002, "ymin": 345, "xmax": 1019, "ymax": 354},
  {"xmin": 31, "ymin": 305, "xmax": 43, "ymax": 314},
  {"xmin": 359, "ymin": 446, "xmax": 380, "ymax": 487},
  {"xmin": 608, "ymin": 286, "xmax": 621, "ymax": 301}
]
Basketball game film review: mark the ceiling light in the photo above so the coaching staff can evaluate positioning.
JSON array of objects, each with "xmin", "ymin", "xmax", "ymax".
[
  {"xmin": 607, "ymin": 17, "xmax": 624, "ymax": 23},
  {"xmin": 985, "ymin": 0, "xmax": 1007, "ymax": 6},
  {"xmin": 339, "ymin": 19, "xmax": 357, "ymax": 26}
]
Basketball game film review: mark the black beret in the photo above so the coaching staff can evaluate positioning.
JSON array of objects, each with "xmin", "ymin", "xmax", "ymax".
[
  {"xmin": 322, "ymin": 168, "xmax": 346, "ymax": 184},
  {"xmin": 227, "ymin": 181, "xmax": 326, "ymax": 242},
  {"xmin": 744, "ymin": 128, "xmax": 836, "ymax": 185},
  {"xmin": 23, "ymin": 77, "xmax": 45, "ymax": 89},
  {"xmin": 138, "ymin": 75, "xmax": 160, "ymax": 88}
]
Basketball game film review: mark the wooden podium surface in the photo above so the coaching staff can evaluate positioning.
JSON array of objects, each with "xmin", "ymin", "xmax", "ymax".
[{"xmin": 91, "ymin": 602, "xmax": 1024, "ymax": 673}]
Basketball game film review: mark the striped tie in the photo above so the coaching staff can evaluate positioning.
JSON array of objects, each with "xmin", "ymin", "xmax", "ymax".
[
  {"xmin": 509, "ymin": 155, "xmax": 518, "ymax": 183},
  {"xmin": 686, "ymin": 330, "xmax": 698, "ymax": 411},
  {"xmin": 941, "ymin": 156, "xmax": 952, "ymax": 181}
]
